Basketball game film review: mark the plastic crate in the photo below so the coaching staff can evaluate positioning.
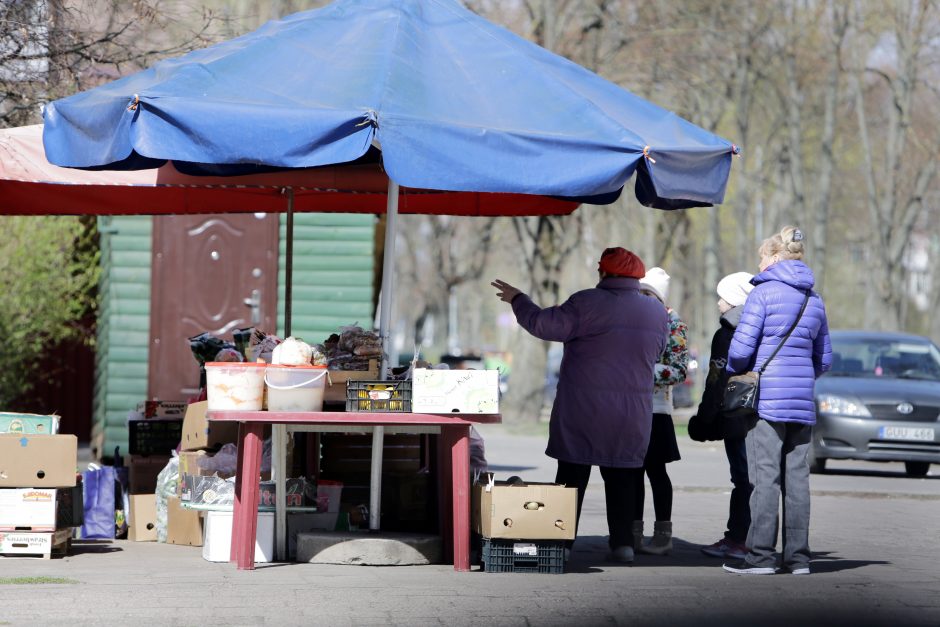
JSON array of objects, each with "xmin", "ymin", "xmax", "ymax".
[
  {"xmin": 128, "ymin": 419, "xmax": 183, "ymax": 456},
  {"xmin": 345, "ymin": 380, "xmax": 412, "ymax": 412},
  {"xmin": 481, "ymin": 538, "xmax": 566, "ymax": 574}
]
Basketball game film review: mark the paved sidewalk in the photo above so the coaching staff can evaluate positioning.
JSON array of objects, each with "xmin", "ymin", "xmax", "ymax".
[{"xmin": 1, "ymin": 424, "xmax": 938, "ymax": 626}]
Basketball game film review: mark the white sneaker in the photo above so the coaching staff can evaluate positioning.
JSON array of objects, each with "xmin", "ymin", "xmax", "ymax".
[{"xmin": 722, "ymin": 559, "xmax": 776, "ymax": 575}]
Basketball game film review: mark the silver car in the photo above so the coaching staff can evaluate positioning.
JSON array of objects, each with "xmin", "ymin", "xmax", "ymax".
[{"xmin": 811, "ymin": 330, "xmax": 940, "ymax": 477}]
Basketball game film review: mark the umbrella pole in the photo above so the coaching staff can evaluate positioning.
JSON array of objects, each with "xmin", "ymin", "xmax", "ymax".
[
  {"xmin": 369, "ymin": 179, "xmax": 399, "ymax": 532},
  {"xmin": 284, "ymin": 187, "xmax": 294, "ymax": 337},
  {"xmin": 378, "ymin": 180, "xmax": 399, "ymax": 379}
]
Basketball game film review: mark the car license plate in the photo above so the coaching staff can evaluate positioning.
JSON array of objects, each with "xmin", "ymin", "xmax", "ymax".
[{"xmin": 879, "ymin": 426, "xmax": 935, "ymax": 441}]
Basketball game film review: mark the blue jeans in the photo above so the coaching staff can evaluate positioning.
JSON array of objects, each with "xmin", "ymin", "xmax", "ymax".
[
  {"xmin": 745, "ymin": 418, "xmax": 813, "ymax": 569},
  {"xmin": 724, "ymin": 436, "xmax": 751, "ymax": 543}
]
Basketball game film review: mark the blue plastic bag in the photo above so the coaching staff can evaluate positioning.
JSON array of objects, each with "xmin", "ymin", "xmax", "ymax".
[{"xmin": 80, "ymin": 464, "xmax": 128, "ymax": 539}]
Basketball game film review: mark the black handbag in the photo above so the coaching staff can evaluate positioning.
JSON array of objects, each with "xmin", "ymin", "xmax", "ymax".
[{"xmin": 722, "ymin": 291, "xmax": 810, "ymax": 420}]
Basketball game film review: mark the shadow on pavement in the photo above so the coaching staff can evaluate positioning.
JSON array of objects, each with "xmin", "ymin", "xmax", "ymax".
[
  {"xmin": 809, "ymin": 551, "xmax": 889, "ymax": 573},
  {"xmin": 70, "ymin": 540, "xmax": 123, "ymax": 555}
]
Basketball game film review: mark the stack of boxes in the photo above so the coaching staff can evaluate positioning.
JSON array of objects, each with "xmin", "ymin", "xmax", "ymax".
[
  {"xmin": 472, "ymin": 476, "xmax": 577, "ymax": 574},
  {"xmin": 0, "ymin": 413, "xmax": 81, "ymax": 558},
  {"xmin": 126, "ymin": 401, "xmax": 186, "ymax": 544}
]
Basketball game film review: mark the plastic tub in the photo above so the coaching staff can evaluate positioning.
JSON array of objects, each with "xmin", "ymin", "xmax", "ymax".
[
  {"xmin": 205, "ymin": 362, "xmax": 267, "ymax": 411},
  {"xmin": 265, "ymin": 365, "xmax": 328, "ymax": 412}
]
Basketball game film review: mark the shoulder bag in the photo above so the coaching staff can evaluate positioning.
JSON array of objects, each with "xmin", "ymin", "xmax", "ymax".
[{"xmin": 722, "ymin": 290, "xmax": 810, "ymax": 420}]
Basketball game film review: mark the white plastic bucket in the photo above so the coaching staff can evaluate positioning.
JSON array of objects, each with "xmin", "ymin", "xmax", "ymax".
[
  {"xmin": 205, "ymin": 362, "xmax": 267, "ymax": 411},
  {"xmin": 264, "ymin": 365, "xmax": 328, "ymax": 412}
]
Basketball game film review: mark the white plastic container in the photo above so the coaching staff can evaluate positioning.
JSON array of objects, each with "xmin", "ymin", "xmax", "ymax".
[
  {"xmin": 205, "ymin": 362, "xmax": 266, "ymax": 411},
  {"xmin": 265, "ymin": 365, "xmax": 328, "ymax": 412},
  {"xmin": 202, "ymin": 510, "xmax": 274, "ymax": 563}
]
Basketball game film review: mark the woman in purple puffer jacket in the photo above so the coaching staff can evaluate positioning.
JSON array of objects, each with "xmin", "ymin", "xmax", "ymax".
[{"xmin": 723, "ymin": 226, "xmax": 832, "ymax": 577}]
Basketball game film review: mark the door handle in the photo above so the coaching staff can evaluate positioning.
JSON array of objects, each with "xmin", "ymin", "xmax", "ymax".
[{"xmin": 243, "ymin": 289, "xmax": 261, "ymax": 325}]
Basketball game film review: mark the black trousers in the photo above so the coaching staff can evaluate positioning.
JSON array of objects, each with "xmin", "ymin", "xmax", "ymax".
[{"xmin": 555, "ymin": 460, "xmax": 643, "ymax": 549}]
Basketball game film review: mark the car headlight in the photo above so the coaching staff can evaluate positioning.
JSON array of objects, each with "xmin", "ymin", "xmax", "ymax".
[{"xmin": 817, "ymin": 393, "xmax": 871, "ymax": 417}]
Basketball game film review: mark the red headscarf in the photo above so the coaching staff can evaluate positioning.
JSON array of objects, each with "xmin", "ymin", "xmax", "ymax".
[{"xmin": 598, "ymin": 247, "xmax": 645, "ymax": 278}]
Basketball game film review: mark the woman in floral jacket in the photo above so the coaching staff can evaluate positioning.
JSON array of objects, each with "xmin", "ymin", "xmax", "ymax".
[{"xmin": 634, "ymin": 267, "xmax": 689, "ymax": 555}]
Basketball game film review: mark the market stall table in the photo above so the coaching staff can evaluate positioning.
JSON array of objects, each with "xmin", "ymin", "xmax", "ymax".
[{"xmin": 207, "ymin": 410, "xmax": 500, "ymax": 571}]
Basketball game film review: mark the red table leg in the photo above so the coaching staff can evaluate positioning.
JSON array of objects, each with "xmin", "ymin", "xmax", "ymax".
[
  {"xmin": 442, "ymin": 424, "xmax": 471, "ymax": 572},
  {"xmin": 231, "ymin": 421, "xmax": 264, "ymax": 570}
]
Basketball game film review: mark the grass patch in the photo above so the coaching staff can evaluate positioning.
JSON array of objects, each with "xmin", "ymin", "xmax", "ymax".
[{"xmin": 0, "ymin": 577, "xmax": 79, "ymax": 585}]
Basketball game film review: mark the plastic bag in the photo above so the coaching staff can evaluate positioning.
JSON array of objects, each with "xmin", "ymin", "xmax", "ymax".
[
  {"xmin": 154, "ymin": 452, "xmax": 180, "ymax": 543},
  {"xmin": 79, "ymin": 464, "xmax": 128, "ymax": 539}
]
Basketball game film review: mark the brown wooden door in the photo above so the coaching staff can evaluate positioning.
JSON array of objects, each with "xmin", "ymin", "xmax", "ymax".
[{"xmin": 148, "ymin": 213, "xmax": 279, "ymax": 400}]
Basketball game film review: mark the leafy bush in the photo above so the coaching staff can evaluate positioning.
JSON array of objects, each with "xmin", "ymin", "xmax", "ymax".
[{"xmin": 0, "ymin": 216, "xmax": 99, "ymax": 405}]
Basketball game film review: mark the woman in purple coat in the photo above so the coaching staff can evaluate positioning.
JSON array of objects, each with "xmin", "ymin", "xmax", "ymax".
[
  {"xmin": 492, "ymin": 247, "xmax": 668, "ymax": 563},
  {"xmin": 722, "ymin": 226, "xmax": 832, "ymax": 576}
]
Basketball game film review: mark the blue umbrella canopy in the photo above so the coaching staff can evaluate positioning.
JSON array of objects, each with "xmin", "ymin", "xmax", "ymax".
[{"xmin": 42, "ymin": 0, "xmax": 736, "ymax": 209}]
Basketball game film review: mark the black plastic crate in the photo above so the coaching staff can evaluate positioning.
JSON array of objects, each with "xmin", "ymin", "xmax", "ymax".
[
  {"xmin": 481, "ymin": 538, "xmax": 566, "ymax": 574},
  {"xmin": 345, "ymin": 380, "xmax": 412, "ymax": 412},
  {"xmin": 128, "ymin": 418, "xmax": 183, "ymax": 456}
]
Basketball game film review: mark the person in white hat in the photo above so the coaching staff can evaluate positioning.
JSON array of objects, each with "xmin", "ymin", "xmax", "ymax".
[
  {"xmin": 689, "ymin": 271, "xmax": 755, "ymax": 561},
  {"xmin": 633, "ymin": 267, "xmax": 689, "ymax": 556}
]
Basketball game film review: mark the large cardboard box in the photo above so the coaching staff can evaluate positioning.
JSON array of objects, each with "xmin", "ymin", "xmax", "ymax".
[
  {"xmin": 0, "ymin": 412, "xmax": 60, "ymax": 435},
  {"xmin": 324, "ymin": 359, "xmax": 380, "ymax": 403},
  {"xmin": 411, "ymin": 368, "xmax": 499, "ymax": 414},
  {"xmin": 165, "ymin": 495, "xmax": 203, "ymax": 546},
  {"xmin": 473, "ymin": 480, "xmax": 576, "ymax": 541},
  {"xmin": 180, "ymin": 401, "xmax": 239, "ymax": 452},
  {"xmin": 0, "ymin": 434, "xmax": 77, "ymax": 488},
  {"xmin": 128, "ymin": 494, "xmax": 157, "ymax": 542},
  {"xmin": 128, "ymin": 455, "xmax": 171, "ymax": 494}
]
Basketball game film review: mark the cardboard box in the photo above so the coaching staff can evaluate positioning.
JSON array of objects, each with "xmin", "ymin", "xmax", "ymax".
[
  {"xmin": 412, "ymin": 368, "xmax": 500, "ymax": 414},
  {"xmin": 128, "ymin": 455, "xmax": 171, "ymax": 494},
  {"xmin": 0, "ymin": 412, "xmax": 60, "ymax": 435},
  {"xmin": 0, "ymin": 528, "xmax": 70, "ymax": 556},
  {"xmin": 258, "ymin": 478, "xmax": 314, "ymax": 508},
  {"xmin": 324, "ymin": 359, "xmax": 380, "ymax": 403},
  {"xmin": 128, "ymin": 494, "xmax": 157, "ymax": 542},
  {"xmin": 0, "ymin": 486, "xmax": 81, "ymax": 531},
  {"xmin": 177, "ymin": 450, "xmax": 209, "ymax": 478},
  {"xmin": 136, "ymin": 400, "xmax": 188, "ymax": 419},
  {"xmin": 0, "ymin": 434, "xmax": 77, "ymax": 488},
  {"xmin": 473, "ymin": 480, "xmax": 576, "ymax": 541},
  {"xmin": 165, "ymin": 495, "xmax": 203, "ymax": 546},
  {"xmin": 0, "ymin": 488, "xmax": 57, "ymax": 530},
  {"xmin": 180, "ymin": 401, "xmax": 239, "ymax": 452}
]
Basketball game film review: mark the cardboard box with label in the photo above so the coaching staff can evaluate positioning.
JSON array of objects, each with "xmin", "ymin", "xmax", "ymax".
[
  {"xmin": 473, "ymin": 479, "xmax": 576, "ymax": 541},
  {"xmin": 136, "ymin": 400, "xmax": 188, "ymax": 419},
  {"xmin": 128, "ymin": 494, "xmax": 158, "ymax": 542},
  {"xmin": 0, "ymin": 434, "xmax": 77, "ymax": 488},
  {"xmin": 0, "ymin": 528, "xmax": 70, "ymax": 556},
  {"xmin": 180, "ymin": 401, "xmax": 239, "ymax": 452},
  {"xmin": 411, "ymin": 368, "xmax": 500, "ymax": 414},
  {"xmin": 0, "ymin": 412, "xmax": 60, "ymax": 435},
  {"xmin": 0, "ymin": 488, "xmax": 58, "ymax": 530}
]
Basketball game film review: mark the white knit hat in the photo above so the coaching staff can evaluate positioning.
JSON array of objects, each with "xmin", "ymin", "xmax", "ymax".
[
  {"xmin": 717, "ymin": 272, "xmax": 755, "ymax": 307},
  {"xmin": 639, "ymin": 267, "xmax": 670, "ymax": 303}
]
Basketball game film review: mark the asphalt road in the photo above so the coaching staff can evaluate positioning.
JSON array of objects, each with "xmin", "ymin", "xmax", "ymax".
[{"xmin": 0, "ymin": 423, "xmax": 937, "ymax": 627}]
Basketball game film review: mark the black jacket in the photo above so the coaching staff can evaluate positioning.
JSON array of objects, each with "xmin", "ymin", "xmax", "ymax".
[{"xmin": 688, "ymin": 306, "xmax": 745, "ymax": 441}]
